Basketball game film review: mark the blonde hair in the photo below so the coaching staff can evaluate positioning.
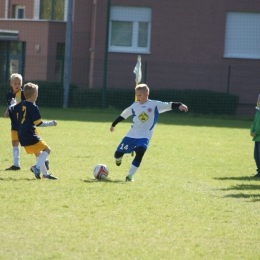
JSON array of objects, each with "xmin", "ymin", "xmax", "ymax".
[
  {"xmin": 135, "ymin": 83, "xmax": 149, "ymax": 93},
  {"xmin": 10, "ymin": 73, "xmax": 23, "ymax": 84},
  {"xmin": 24, "ymin": 83, "xmax": 38, "ymax": 99}
]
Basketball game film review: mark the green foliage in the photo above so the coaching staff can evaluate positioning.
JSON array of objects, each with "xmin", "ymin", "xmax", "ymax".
[
  {"xmin": 1, "ymin": 81, "xmax": 239, "ymax": 115},
  {"xmin": 0, "ymin": 107, "xmax": 258, "ymax": 259},
  {"xmin": 0, "ymin": 83, "xmax": 10, "ymax": 106},
  {"xmin": 0, "ymin": 81, "xmax": 77, "ymax": 108},
  {"xmin": 70, "ymin": 87, "xmax": 104, "ymax": 108},
  {"xmin": 149, "ymin": 89, "xmax": 239, "ymax": 115},
  {"xmin": 68, "ymin": 87, "xmax": 240, "ymax": 115},
  {"xmin": 32, "ymin": 81, "xmax": 77, "ymax": 108}
]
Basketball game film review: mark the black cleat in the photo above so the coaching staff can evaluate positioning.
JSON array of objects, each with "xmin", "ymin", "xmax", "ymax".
[
  {"xmin": 5, "ymin": 165, "xmax": 20, "ymax": 171},
  {"xmin": 125, "ymin": 175, "xmax": 134, "ymax": 182},
  {"xmin": 30, "ymin": 165, "xmax": 41, "ymax": 179},
  {"xmin": 43, "ymin": 174, "xmax": 58, "ymax": 180}
]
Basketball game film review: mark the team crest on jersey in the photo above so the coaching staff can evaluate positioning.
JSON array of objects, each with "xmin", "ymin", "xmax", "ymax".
[
  {"xmin": 148, "ymin": 107, "xmax": 152, "ymax": 112},
  {"xmin": 138, "ymin": 112, "xmax": 149, "ymax": 123}
]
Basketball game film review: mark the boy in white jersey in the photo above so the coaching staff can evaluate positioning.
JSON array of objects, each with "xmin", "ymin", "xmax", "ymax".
[{"xmin": 110, "ymin": 84, "xmax": 188, "ymax": 182}]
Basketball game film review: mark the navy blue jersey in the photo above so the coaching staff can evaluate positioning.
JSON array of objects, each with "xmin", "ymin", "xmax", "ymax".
[
  {"xmin": 6, "ymin": 89, "xmax": 25, "ymax": 131},
  {"xmin": 12, "ymin": 101, "xmax": 42, "ymax": 146}
]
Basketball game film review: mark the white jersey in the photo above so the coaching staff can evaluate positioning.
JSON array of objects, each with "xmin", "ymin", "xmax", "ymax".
[{"xmin": 121, "ymin": 99, "xmax": 172, "ymax": 140}]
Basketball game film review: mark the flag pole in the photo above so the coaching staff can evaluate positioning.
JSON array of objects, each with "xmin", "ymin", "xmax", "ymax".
[
  {"xmin": 133, "ymin": 55, "xmax": 142, "ymax": 99},
  {"xmin": 132, "ymin": 55, "xmax": 142, "ymax": 156}
]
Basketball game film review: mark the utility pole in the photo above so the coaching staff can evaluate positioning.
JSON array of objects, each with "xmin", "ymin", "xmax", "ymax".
[
  {"xmin": 63, "ymin": 0, "xmax": 73, "ymax": 108},
  {"xmin": 102, "ymin": 0, "xmax": 110, "ymax": 109}
]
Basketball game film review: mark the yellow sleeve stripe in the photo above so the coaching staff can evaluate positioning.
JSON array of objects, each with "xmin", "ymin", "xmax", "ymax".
[
  {"xmin": 16, "ymin": 91, "xmax": 22, "ymax": 104},
  {"xmin": 34, "ymin": 119, "xmax": 42, "ymax": 126}
]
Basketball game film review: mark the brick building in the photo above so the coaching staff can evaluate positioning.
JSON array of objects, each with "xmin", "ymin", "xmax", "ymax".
[{"xmin": 1, "ymin": 0, "xmax": 260, "ymax": 115}]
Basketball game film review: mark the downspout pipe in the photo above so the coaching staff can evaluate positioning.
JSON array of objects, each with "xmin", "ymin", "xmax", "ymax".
[{"xmin": 5, "ymin": 0, "xmax": 9, "ymax": 18}]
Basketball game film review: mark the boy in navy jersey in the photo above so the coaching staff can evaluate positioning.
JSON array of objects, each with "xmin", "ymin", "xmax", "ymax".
[
  {"xmin": 10, "ymin": 83, "xmax": 57, "ymax": 180},
  {"xmin": 4, "ymin": 74, "xmax": 25, "ymax": 170},
  {"xmin": 110, "ymin": 84, "xmax": 188, "ymax": 182}
]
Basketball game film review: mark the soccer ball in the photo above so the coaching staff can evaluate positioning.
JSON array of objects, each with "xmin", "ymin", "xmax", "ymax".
[{"xmin": 93, "ymin": 164, "xmax": 109, "ymax": 179}]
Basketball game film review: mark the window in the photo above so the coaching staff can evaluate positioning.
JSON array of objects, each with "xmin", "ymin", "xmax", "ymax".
[
  {"xmin": 40, "ymin": 0, "xmax": 65, "ymax": 21},
  {"xmin": 55, "ymin": 43, "xmax": 65, "ymax": 82},
  {"xmin": 15, "ymin": 5, "xmax": 25, "ymax": 19},
  {"xmin": 224, "ymin": 12, "xmax": 260, "ymax": 59},
  {"xmin": 109, "ymin": 6, "xmax": 151, "ymax": 53},
  {"xmin": 0, "ymin": 41, "xmax": 25, "ymax": 83}
]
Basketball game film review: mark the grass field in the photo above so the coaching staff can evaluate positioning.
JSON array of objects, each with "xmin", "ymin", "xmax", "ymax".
[{"xmin": 0, "ymin": 106, "xmax": 260, "ymax": 260}]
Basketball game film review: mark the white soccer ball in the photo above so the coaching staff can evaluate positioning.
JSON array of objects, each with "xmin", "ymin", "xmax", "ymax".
[{"xmin": 93, "ymin": 164, "xmax": 109, "ymax": 179}]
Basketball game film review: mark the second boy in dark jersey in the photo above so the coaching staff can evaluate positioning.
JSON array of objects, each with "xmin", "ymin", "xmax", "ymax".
[{"xmin": 10, "ymin": 83, "xmax": 58, "ymax": 180}]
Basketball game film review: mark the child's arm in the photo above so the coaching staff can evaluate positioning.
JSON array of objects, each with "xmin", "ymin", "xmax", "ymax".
[
  {"xmin": 179, "ymin": 104, "xmax": 188, "ymax": 112},
  {"xmin": 110, "ymin": 116, "xmax": 125, "ymax": 132},
  {"xmin": 110, "ymin": 106, "xmax": 132, "ymax": 132},
  {"xmin": 4, "ymin": 93, "xmax": 11, "ymax": 117},
  {"xmin": 7, "ymin": 98, "xmax": 18, "ymax": 114},
  {"xmin": 37, "ymin": 120, "xmax": 57, "ymax": 127},
  {"xmin": 171, "ymin": 102, "xmax": 188, "ymax": 112},
  {"xmin": 4, "ymin": 108, "xmax": 9, "ymax": 117},
  {"xmin": 251, "ymin": 113, "xmax": 260, "ymax": 137},
  {"xmin": 250, "ymin": 120, "xmax": 255, "ymax": 136}
]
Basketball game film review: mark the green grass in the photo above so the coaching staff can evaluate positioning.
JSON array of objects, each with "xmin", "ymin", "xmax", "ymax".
[{"xmin": 0, "ymin": 106, "xmax": 260, "ymax": 260}]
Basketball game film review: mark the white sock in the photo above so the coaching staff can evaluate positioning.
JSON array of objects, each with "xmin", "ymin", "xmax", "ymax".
[
  {"xmin": 36, "ymin": 151, "xmax": 48, "ymax": 170},
  {"xmin": 127, "ymin": 164, "xmax": 138, "ymax": 176},
  {"xmin": 36, "ymin": 157, "xmax": 48, "ymax": 175},
  {"xmin": 13, "ymin": 146, "xmax": 20, "ymax": 167}
]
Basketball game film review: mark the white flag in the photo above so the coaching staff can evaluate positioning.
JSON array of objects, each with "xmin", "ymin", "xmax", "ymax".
[{"xmin": 133, "ymin": 55, "xmax": 142, "ymax": 84}]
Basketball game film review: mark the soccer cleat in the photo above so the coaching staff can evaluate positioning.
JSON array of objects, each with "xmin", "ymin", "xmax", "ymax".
[
  {"xmin": 42, "ymin": 174, "xmax": 58, "ymax": 180},
  {"xmin": 115, "ymin": 157, "xmax": 122, "ymax": 166},
  {"xmin": 45, "ymin": 160, "xmax": 49, "ymax": 171},
  {"xmin": 30, "ymin": 165, "xmax": 41, "ymax": 179},
  {"xmin": 252, "ymin": 173, "xmax": 260, "ymax": 178},
  {"xmin": 5, "ymin": 165, "xmax": 20, "ymax": 171},
  {"xmin": 125, "ymin": 175, "xmax": 134, "ymax": 182}
]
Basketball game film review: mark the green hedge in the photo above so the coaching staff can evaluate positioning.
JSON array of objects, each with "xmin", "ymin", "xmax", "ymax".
[
  {"xmin": 149, "ymin": 89, "xmax": 239, "ymax": 115},
  {"xmin": 33, "ymin": 81, "xmax": 77, "ymax": 108},
  {"xmin": 72, "ymin": 88, "xmax": 239, "ymax": 115},
  {"xmin": 0, "ymin": 81, "xmax": 76, "ymax": 108},
  {"xmin": 1, "ymin": 81, "xmax": 239, "ymax": 115},
  {"xmin": 0, "ymin": 83, "xmax": 10, "ymax": 107}
]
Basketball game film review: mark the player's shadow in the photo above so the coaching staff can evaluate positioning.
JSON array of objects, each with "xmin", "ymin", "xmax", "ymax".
[
  {"xmin": 0, "ymin": 177, "xmax": 35, "ymax": 181},
  {"xmin": 224, "ymin": 193, "xmax": 260, "ymax": 202},
  {"xmin": 82, "ymin": 178, "xmax": 124, "ymax": 184},
  {"xmin": 220, "ymin": 184, "xmax": 260, "ymax": 191},
  {"xmin": 214, "ymin": 176, "xmax": 259, "ymax": 181},
  {"xmin": 218, "ymin": 183, "xmax": 260, "ymax": 202}
]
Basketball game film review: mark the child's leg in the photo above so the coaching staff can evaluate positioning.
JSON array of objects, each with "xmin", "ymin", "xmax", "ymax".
[
  {"xmin": 126, "ymin": 146, "xmax": 146, "ymax": 181},
  {"xmin": 12, "ymin": 140, "xmax": 20, "ymax": 167},
  {"xmin": 6, "ymin": 139, "xmax": 20, "ymax": 170},
  {"xmin": 36, "ymin": 149, "xmax": 50, "ymax": 170},
  {"xmin": 254, "ymin": 142, "xmax": 260, "ymax": 175},
  {"xmin": 115, "ymin": 151, "xmax": 124, "ymax": 159},
  {"xmin": 114, "ymin": 137, "xmax": 139, "ymax": 166},
  {"xmin": 33, "ymin": 150, "xmax": 57, "ymax": 180},
  {"xmin": 35, "ymin": 153, "xmax": 48, "ymax": 176},
  {"xmin": 6, "ymin": 130, "xmax": 20, "ymax": 170},
  {"xmin": 114, "ymin": 151, "xmax": 124, "ymax": 166}
]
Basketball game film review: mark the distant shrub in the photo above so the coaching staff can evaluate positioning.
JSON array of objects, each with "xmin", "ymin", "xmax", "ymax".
[{"xmin": 0, "ymin": 81, "xmax": 239, "ymax": 115}]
